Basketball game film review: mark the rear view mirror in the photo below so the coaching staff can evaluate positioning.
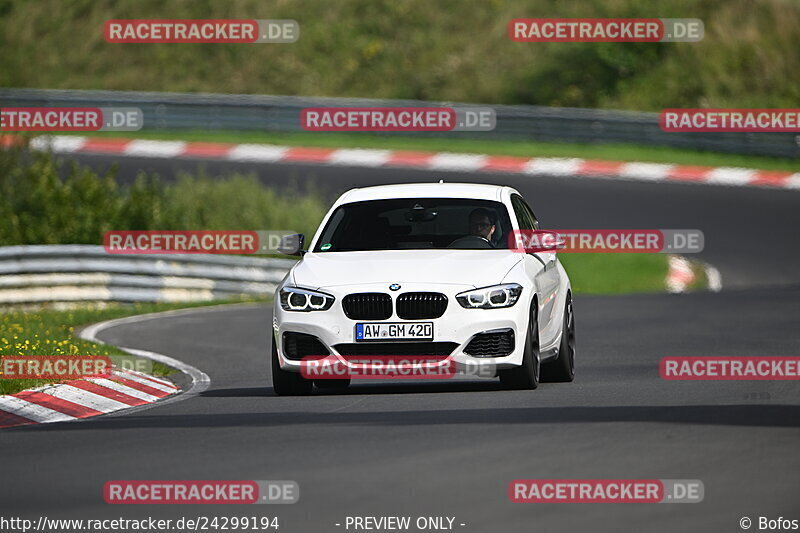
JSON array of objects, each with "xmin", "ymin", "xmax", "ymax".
[
  {"xmin": 277, "ymin": 233, "xmax": 305, "ymax": 256},
  {"xmin": 405, "ymin": 203, "xmax": 438, "ymax": 222}
]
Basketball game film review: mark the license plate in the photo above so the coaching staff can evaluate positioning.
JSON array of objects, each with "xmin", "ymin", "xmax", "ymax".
[{"xmin": 355, "ymin": 322, "xmax": 433, "ymax": 342}]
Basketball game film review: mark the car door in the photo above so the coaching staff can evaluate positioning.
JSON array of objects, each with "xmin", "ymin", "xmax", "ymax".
[{"xmin": 511, "ymin": 194, "xmax": 561, "ymax": 350}]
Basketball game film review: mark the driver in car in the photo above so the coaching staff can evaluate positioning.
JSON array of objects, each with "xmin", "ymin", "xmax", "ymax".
[{"xmin": 468, "ymin": 208, "xmax": 496, "ymax": 245}]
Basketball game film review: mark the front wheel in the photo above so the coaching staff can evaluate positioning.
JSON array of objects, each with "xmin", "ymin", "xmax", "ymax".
[
  {"xmin": 271, "ymin": 340, "xmax": 313, "ymax": 396},
  {"xmin": 499, "ymin": 302, "xmax": 540, "ymax": 390},
  {"xmin": 541, "ymin": 295, "xmax": 575, "ymax": 383}
]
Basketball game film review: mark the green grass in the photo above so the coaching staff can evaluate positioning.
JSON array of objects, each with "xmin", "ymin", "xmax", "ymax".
[
  {"xmin": 560, "ymin": 253, "xmax": 669, "ymax": 294},
  {"xmin": 66, "ymin": 130, "xmax": 800, "ymax": 172},
  {"xmin": 0, "ymin": 298, "xmax": 266, "ymax": 396}
]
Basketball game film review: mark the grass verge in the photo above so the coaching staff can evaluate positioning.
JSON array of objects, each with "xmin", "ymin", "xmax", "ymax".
[
  {"xmin": 560, "ymin": 254, "xmax": 669, "ymax": 295},
  {"xmin": 0, "ymin": 298, "xmax": 266, "ymax": 396}
]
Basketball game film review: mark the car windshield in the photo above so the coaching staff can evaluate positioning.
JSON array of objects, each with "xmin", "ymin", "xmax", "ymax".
[{"xmin": 313, "ymin": 198, "xmax": 514, "ymax": 252}]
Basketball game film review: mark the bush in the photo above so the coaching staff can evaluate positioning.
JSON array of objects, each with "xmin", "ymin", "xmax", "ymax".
[{"xmin": 0, "ymin": 142, "xmax": 329, "ymax": 246}]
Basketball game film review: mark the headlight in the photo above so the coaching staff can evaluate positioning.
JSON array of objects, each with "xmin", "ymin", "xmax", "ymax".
[
  {"xmin": 456, "ymin": 283, "xmax": 523, "ymax": 309},
  {"xmin": 279, "ymin": 287, "xmax": 335, "ymax": 312}
]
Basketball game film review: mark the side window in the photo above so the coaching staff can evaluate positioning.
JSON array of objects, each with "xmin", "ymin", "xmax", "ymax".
[
  {"xmin": 520, "ymin": 198, "xmax": 540, "ymax": 230},
  {"xmin": 510, "ymin": 195, "xmax": 533, "ymax": 230}
]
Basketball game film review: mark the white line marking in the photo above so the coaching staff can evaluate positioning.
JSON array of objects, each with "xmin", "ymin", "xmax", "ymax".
[
  {"xmin": 619, "ymin": 162, "xmax": 673, "ymax": 181},
  {"xmin": 523, "ymin": 158, "xmax": 583, "ymax": 176},
  {"xmin": 88, "ymin": 378, "xmax": 162, "ymax": 402},
  {"xmin": 703, "ymin": 262, "xmax": 723, "ymax": 293},
  {"xmin": 328, "ymin": 149, "xmax": 391, "ymax": 167},
  {"xmin": 41, "ymin": 384, "xmax": 131, "ymax": 413},
  {"xmin": 784, "ymin": 173, "xmax": 800, "ymax": 189},
  {"xmin": 29, "ymin": 135, "xmax": 87, "ymax": 153},
  {"xmin": 124, "ymin": 140, "xmax": 187, "ymax": 158},
  {"xmin": 113, "ymin": 370, "xmax": 177, "ymax": 393},
  {"xmin": 706, "ymin": 167, "xmax": 757, "ymax": 186},
  {"xmin": 120, "ymin": 368, "xmax": 178, "ymax": 389},
  {"xmin": 0, "ymin": 396, "xmax": 75, "ymax": 423},
  {"xmin": 226, "ymin": 144, "xmax": 289, "ymax": 162},
  {"xmin": 427, "ymin": 153, "xmax": 488, "ymax": 171}
]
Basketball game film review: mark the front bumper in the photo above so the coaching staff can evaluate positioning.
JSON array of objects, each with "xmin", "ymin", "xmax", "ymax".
[{"xmin": 273, "ymin": 282, "xmax": 530, "ymax": 376}]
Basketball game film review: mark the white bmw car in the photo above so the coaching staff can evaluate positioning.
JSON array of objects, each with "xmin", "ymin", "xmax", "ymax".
[{"xmin": 271, "ymin": 182, "xmax": 575, "ymax": 395}]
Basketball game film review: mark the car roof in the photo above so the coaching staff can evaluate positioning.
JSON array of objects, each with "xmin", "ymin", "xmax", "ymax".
[{"xmin": 337, "ymin": 182, "xmax": 520, "ymax": 204}]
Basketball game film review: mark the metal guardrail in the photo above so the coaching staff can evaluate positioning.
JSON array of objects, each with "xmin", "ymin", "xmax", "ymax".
[
  {"xmin": 1, "ymin": 88, "xmax": 797, "ymax": 158},
  {"xmin": 0, "ymin": 245, "xmax": 295, "ymax": 305}
]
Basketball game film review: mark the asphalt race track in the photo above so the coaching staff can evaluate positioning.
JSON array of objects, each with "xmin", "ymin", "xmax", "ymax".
[{"xmin": 4, "ymin": 153, "xmax": 799, "ymax": 532}]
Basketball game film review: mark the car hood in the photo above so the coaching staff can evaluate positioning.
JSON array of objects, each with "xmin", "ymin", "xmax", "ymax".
[{"xmin": 292, "ymin": 250, "xmax": 522, "ymax": 289}]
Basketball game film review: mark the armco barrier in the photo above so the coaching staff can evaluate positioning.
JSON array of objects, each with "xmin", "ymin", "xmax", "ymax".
[
  {"xmin": 1, "ymin": 88, "xmax": 797, "ymax": 158},
  {"xmin": 0, "ymin": 245, "xmax": 295, "ymax": 305}
]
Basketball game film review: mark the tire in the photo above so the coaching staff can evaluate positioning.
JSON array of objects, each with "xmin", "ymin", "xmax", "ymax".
[
  {"xmin": 314, "ymin": 378, "xmax": 351, "ymax": 390},
  {"xmin": 271, "ymin": 339, "xmax": 313, "ymax": 396},
  {"xmin": 499, "ymin": 301, "xmax": 540, "ymax": 390},
  {"xmin": 541, "ymin": 294, "xmax": 575, "ymax": 383}
]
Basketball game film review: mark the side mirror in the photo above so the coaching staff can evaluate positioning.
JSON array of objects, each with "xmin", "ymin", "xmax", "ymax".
[{"xmin": 277, "ymin": 233, "xmax": 305, "ymax": 256}]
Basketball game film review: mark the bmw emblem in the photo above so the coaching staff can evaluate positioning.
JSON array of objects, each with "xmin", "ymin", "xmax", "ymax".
[{"xmin": 389, "ymin": 283, "xmax": 401, "ymax": 291}]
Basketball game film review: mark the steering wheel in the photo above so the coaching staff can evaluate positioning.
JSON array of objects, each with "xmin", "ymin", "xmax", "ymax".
[{"xmin": 447, "ymin": 235, "xmax": 494, "ymax": 249}]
